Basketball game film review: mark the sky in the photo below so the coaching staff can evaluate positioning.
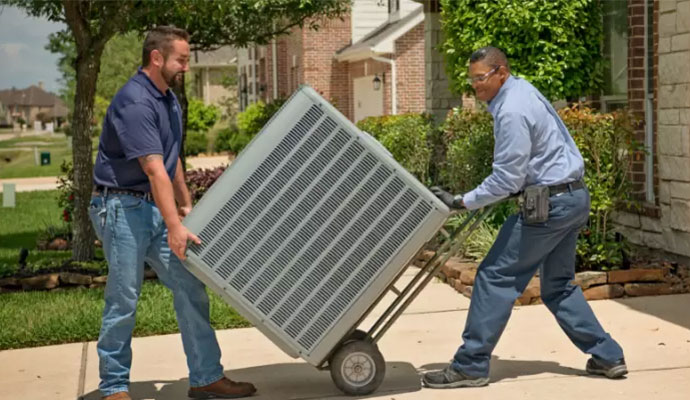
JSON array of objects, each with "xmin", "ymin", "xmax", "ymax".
[{"xmin": 0, "ymin": 5, "xmax": 66, "ymax": 93}]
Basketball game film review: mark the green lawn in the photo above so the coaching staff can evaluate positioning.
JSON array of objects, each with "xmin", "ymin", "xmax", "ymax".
[
  {"xmin": 0, "ymin": 190, "xmax": 73, "ymax": 276},
  {"xmin": 0, "ymin": 134, "xmax": 98, "ymax": 179},
  {"xmin": 0, "ymin": 281, "xmax": 251, "ymax": 350},
  {"xmin": 0, "ymin": 189, "xmax": 251, "ymax": 350}
]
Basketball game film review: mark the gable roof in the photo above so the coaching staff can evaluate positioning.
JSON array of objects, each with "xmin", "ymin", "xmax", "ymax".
[
  {"xmin": 335, "ymin": 6, "xmax": 424, "ymax": 63},
  {"xmin": 0, "ymin": 85, "xmax": 66, "ymax": 108},
  {"xmin": 191, "ymin": 46, "xmax": 238, "ymax": 68}
]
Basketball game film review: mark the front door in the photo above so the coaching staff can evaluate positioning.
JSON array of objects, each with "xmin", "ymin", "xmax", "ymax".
[{"xmin": 353, "ymin": 75, "xmax": 384, "ymax": 123}]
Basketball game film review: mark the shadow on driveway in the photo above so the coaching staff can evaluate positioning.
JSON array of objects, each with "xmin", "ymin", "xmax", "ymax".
[
  {"xmin": 80, "ymin": 361, "xmax": 421, "ymax": 400},
  {"xmin": 615, "ymin": 293, "xmax": 690, "ymax": 330},
  {"xmin": 421, "ymin": 354, "xmax": 584, "ymax": 384}
]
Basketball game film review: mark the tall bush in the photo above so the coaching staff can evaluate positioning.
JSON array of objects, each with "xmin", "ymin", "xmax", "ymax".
[
  {"xmin": 356, "ymin": 113, "xmax": 433, "ymax": 183},
  {"xmin": 438, "ymin": 108, "xmax": 494, "ymax": 193},
  {"xmin": 440, "ymin": 106, "xmax": 639, "ymax": 270},
  {"xmin": 215, "ymin": 99, "xmax": 285, "ymax": 155},
  {"xmin": 440, "ymin": 0, "xmax": 603, "ymax": 101},
  {"xmin": 236, "ymin": 99, "xmax": 286, "ymax": 137},
  {"xmin": 188, "ymin": 99, "xmax": 220, "ymax": 133},
  {"xmin": 184, "ymin": 131, "xmax": 209, "ymax": 156},
  {"xmin": 559, "ymin": 105, "xmax": 640, "ymax": 270}
]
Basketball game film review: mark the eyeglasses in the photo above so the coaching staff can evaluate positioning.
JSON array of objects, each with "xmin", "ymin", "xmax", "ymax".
[{"xmin": 466, "ymin": 65, "xmax": 500, "ymax": 85}]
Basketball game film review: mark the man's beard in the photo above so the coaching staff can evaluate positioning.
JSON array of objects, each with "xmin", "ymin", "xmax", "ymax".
[{"xmin": 162, "ymin": 67, "xmax": 184, "ymax": 88}]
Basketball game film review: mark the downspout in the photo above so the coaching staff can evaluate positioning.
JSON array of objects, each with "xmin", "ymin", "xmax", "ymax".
[
  {"xmin": 372, "ymin": 56, "xmax": 397, "ymax": 115},
  {"xmin": 252, "ymin": 46, "xmax": 257, "ymax": 104},
  {"xmin": 272, "ymin": 23, "xmax": 278, "ymax": 101},
  {"xmin": 643, "ymin": 0, "xmax": 654, "ymax": 203}
]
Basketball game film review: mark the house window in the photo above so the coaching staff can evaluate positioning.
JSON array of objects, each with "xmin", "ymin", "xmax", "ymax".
[
  {"xmin": 601, "ymin": 0, "xmax": 628, "ymax": 112},
  {"xmin": 388, "ymin": 0, "xmax": 399, "ymax": 14}
]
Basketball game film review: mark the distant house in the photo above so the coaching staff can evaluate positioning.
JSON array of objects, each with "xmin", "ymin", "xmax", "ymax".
[
  {"xmin": 190, "ymin": 46, "xmax": 238, "ymax": 115},
  {"xmin": 237, "ymin": 0, "xmax": 425, "ymax": 122},
  {"xmin": 0, "ymin": 83, "xmax": 68, "ymax": 128},
  {"xmin": 0, "ymin": 101, "xmax": 7, "ymax": 126}
]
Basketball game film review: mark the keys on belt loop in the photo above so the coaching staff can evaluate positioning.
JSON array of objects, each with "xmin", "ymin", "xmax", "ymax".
[{"xmin": 99, "ymin": 187, "xmax": 108, "ymax": 228}]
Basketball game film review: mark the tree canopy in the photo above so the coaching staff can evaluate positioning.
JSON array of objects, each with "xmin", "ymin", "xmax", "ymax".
[
  {"xmin": 0, "ymin": 0, "xmax": 350, "ymax": 261},
  {"xmin": 440, "ymin": 0, "xmax": 604, "ymax": 101}
]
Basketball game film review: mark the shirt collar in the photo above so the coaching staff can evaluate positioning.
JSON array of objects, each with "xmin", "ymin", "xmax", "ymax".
[
  {"xmin": 133, "ymin": 67, "xmax": 169, "ymax": 99},
  {"xmin": 487, "ymin": 75, "xmax": 516, "ymax": 115}
]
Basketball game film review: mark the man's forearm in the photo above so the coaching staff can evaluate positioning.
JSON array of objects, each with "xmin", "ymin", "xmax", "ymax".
[
  {"xmin": 139, "ymin": 154, "xmax": 182, "ymax": 230},
  {"xmin": 173, "ymin": 158, "xmax": 192, "ymax": 208},
  {"xmin": 150, "ymin": 171, "xmax": 183, "ymax": 230}
]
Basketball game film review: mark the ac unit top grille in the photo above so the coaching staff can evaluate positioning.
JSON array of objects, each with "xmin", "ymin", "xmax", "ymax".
[{"xmin": 185, "ymin": 87, "xmax": 447, "ymax": 359}]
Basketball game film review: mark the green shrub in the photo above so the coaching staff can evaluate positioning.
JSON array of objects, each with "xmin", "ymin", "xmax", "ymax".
[
  {"xmin": 214, "ymin": 125, "xmax": 252, "ymax": 154},
  {"xmin": 236, "ymin": 99, "xmax": 286, "ymax": 137},
  {"xmin": 440, "ymin": 105, "xmax": 639, "ymax": 269},
  {"xmin": 440, "ymin": 0, "xmax": 603, "ymax": 101},
  {"xmin": 188, "ymin": 99, "xmax": 220, "ymax": 133},
  {"xmin": 356, "ymin": 113, "xmax": 433, "ymax": 183},
  {"xmin": 438, "ymin": 108, "xmax": 494, "ymax": 193},
  {"xmin": 184, "ymin": 131, "xmax": 208, "ymax": 156},
  {"xmin": 559, "ymin": 105, "xmax": 640, "ymax": 270}
]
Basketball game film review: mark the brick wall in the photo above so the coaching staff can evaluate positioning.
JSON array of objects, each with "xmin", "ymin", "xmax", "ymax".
[
  {"xmin": 627, "ymin": 0, "xmax": 658, "ymax": 203},
  {"xmin": 302, "ymin": 15, "xmax": 352, "ymax": 119},
  {"xmin": 285, "ymin": 27, "xmax": 304, "ymax": 95},
  {"xmin": 394, "ymin": 22, "xmax": 425, "ymax": 113}
]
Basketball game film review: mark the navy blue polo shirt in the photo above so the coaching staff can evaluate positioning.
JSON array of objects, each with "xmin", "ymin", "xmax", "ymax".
[{"xmin": 93, "ymin": 68, "xmax": 182, "ymax": 192}]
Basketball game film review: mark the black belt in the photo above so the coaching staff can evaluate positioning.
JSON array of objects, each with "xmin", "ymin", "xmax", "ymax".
[
  {"xmin": 548, "ymin": 179, "xmax": 585, "ymax": 197},
  {"xmin": 94, "ymin": 185, "xmax": 154, "ymax": 201}
]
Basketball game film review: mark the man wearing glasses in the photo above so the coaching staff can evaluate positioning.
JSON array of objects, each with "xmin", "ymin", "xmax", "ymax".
[{"xmin": 425, "ymin": 46, "xmax": 627, "ymax": 389}]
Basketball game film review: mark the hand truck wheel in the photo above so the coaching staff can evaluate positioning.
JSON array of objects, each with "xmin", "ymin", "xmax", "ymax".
[{"xmin": 329, "ymin": 340, "xmax": 385, "ymax": 395}]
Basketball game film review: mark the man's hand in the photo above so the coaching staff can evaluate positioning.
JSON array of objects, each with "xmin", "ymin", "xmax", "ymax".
[
  {"xmin": 177, "ymin": 205, "xmax": 192, "ymax": 222},
  {"xmin": 168, "ymin": 224, "xmax": 201, "ymax": 260},
  {"xmin": 430, "ymin": 186, "xmax": 465, "ymax": 209}
]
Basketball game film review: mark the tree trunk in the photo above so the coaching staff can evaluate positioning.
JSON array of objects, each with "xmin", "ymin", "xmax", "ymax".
[
  {"xmin": 70, "ymin": 51, "xmax": 101, "ymax": 261},
  {"xmin": 172, "ymin": 74, "xmax": 188, "ymax": 170}
]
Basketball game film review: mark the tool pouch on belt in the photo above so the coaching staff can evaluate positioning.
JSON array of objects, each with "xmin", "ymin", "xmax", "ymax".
[{"xmin": 520, "ymin": 185, "xmax": 550, "ymax": 224}]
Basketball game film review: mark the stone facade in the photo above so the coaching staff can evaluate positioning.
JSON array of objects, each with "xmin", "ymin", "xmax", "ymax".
[
  {"xmin": 657, "ymin": 0, "xmax": 690, "ymax": 257},
  {"xmin": 617, "ymin": 0, "xmax": 690, "ymax": 258},
  {"xmin": 419, "ymin": 0, "xmax": 461, "ymax": 125}
]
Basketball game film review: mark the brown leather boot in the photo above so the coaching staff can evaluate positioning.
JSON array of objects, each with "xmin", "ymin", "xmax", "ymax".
[
  {"xmin": 188, "ymin": 377, "xmax": 256, "ymax": 399},
  {"xmin": 102, "ymin": 392, "xmax": 131, "ymax": 400}
]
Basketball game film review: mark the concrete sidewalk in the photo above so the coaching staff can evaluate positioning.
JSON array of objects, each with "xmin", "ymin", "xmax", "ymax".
[
  {"xmin": 1, "ymin": 270, "xmax": 689, "ymax": 400},
  {"xmin": 0, "ymin": 155, "xmax": 232, "ymax": 193}
]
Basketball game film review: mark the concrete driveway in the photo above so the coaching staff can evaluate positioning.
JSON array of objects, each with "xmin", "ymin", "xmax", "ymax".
[{"xmin": 1, "ymin": 269, "xmax": 688, "ymax": 400}]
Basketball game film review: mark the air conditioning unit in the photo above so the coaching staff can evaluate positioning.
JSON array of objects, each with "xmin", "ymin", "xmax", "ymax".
[{"xmin": 182, "ymin": 85, "xmax": 449, "ymax": 370}]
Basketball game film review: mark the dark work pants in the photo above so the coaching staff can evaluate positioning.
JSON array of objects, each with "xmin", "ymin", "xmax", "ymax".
[{"xmin": 451, "ymin": 188, "xmax": 624, "ymax": 377}]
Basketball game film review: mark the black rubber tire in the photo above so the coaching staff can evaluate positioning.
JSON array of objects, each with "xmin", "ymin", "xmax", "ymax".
[
  {"xmin": 347, "ymin": 329, "xmax": 368, "ymax": 342},
  {"xmin": 329, "ymin": 340, "xmax": 386, "ymax": 396}
]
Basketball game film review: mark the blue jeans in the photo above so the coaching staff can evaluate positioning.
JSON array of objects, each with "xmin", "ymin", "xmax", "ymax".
[
  {"xmin": 89, "ymin": 193, "xmax": 224, "ymax": 396},
  {"xmin": 451, "ymin": 188, "xmax": 624, "ymax": 377}
]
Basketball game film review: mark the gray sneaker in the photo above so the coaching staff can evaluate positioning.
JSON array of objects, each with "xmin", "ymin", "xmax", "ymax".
[
  {"xmin": 422, "ymin": 365, "xmax": 489, "ymax": 389},
  {"xmin": 586, "ymin": 356, "xmax": 628, "ymax": 379}
]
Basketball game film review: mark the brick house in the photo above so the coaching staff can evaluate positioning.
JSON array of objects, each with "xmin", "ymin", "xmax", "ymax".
[
  {"xmin": 415, "ymin": 1, "xmax": 690, "ymax": 260},
  {"xmin": 190, "ymin": 46, "xmax": 238, "ymax": 116},
  {"xmin": 0, "ymin": 83, "xmax": 68, "ymax": 128},
  {"xmin": 236, "ymin": 0, "xmax": 426, "ymax": 122}
]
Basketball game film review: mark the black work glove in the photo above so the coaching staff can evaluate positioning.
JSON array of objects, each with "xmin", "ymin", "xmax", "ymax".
[{"xmin": 430, "ymin": 186, "xmax": 464, "ymax": 209}]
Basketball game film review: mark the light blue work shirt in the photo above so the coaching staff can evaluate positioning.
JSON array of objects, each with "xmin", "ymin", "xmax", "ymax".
[{"xmin": 462, "ymin": 75, "xmax": 584, "ymax": 210}]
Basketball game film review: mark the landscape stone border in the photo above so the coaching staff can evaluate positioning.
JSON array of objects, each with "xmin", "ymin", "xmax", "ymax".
[
  {"xmin": 415, "ymin": 251, "xmax": 690, "ymax": 305},
  {"xmin": 0, "ymin": 268, "xmax": 157, "ymax": 292}
]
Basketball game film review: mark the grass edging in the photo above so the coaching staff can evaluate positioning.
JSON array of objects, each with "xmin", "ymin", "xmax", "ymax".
[{"xmin": 0, "ymin": 280, "xmax": 251, "ymax": 350}]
